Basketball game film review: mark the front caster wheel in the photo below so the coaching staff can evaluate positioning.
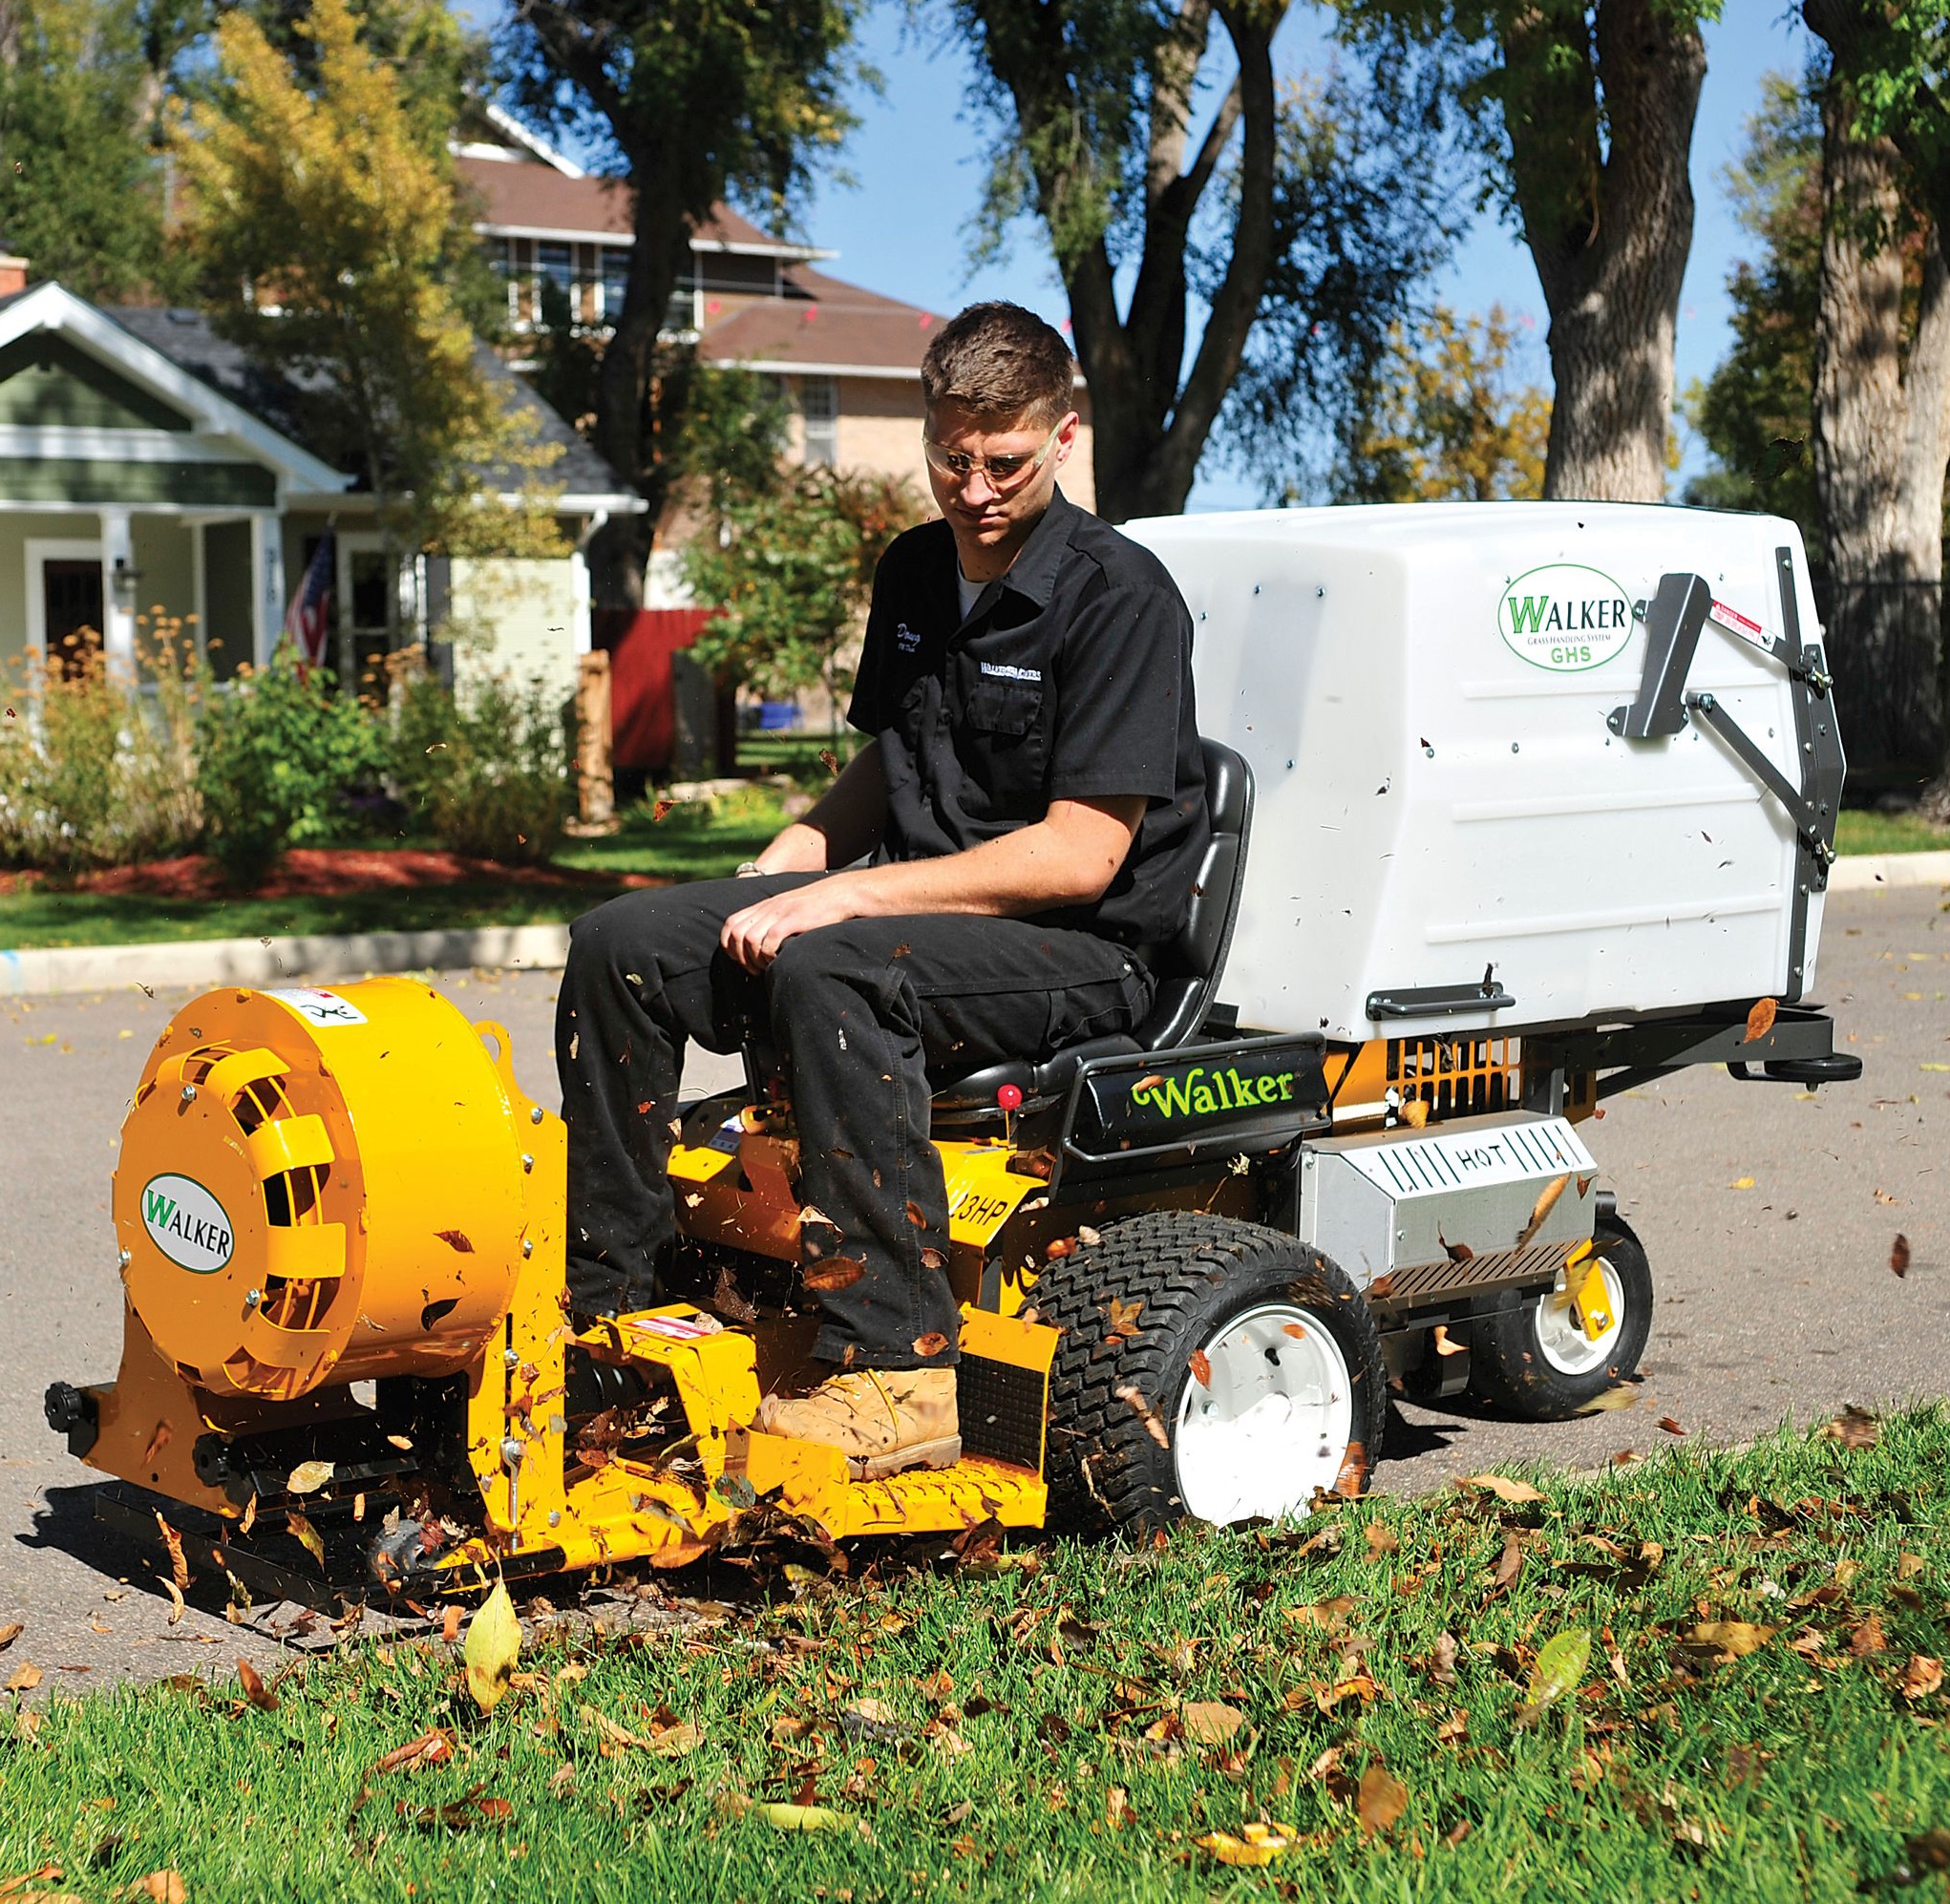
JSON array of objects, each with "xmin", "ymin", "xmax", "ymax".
[
  {"xmin": 1030, "ymin": 1211, "xmax": 1387, "ymax": 1533},
  {"xmin": 1467, "ymin": 1216, "xmax": 1653, "ymax": 1421}
]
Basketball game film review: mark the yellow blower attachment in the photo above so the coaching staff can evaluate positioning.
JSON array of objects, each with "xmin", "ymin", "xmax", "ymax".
[{"xmin": 115, "ymin": 980, "xmax": 540, "ymax": 1401}]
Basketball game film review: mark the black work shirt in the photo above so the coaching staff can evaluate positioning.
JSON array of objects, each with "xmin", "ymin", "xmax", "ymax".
[{"xmin": 847, "ymin": 486, "xmax": 1209, "ymax": 946}]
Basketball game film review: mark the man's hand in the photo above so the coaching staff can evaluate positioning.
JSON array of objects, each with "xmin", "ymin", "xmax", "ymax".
[{"xmin": 722, "ymin": 875, "xmax": 870, "ymax": 972}]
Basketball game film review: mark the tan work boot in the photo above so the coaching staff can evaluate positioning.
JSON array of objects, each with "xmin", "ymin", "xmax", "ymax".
[{"xmin": 756, "ymin": 1368, "xmax": 960, "ymax": 1480}]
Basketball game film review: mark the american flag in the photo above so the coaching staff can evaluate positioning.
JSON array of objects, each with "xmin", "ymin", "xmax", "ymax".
[{"xmin": 284, "ymin": 528, "xmax": 335, "ymax": 666}]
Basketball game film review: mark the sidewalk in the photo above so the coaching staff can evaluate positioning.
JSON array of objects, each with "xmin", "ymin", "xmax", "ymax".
[{"xmin": 3, "ymin": 852, "xmax": 1946, "ymax": 1001}]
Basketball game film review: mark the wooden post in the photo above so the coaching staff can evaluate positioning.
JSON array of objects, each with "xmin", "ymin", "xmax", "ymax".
[{"xmin": 574, "ymin": 649, "xmax": 617, "ymax": 832}]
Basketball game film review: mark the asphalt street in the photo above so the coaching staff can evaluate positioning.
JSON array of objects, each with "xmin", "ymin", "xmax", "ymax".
[{"xmin": 1, "ymin": 882, "xmax": 1944, "ymax": 1690}]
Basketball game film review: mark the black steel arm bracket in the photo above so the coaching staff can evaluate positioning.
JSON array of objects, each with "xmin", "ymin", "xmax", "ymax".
[{"xmin": 1604, "ymin": 549, "xmax": 1846, "ymax": 1004}]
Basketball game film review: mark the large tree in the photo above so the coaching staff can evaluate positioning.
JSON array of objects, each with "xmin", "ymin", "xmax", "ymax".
[
  {"xmin": 949, "ymin": 1, "xmax": 1455, "ymax": 520},
  {"xmin": 1801, "ymin": 0, "xmax": 1950, "ymax": 814},
  {"xmin": 175, "ymin": 0, "xmax": 562, "ymax": 664},
  {"xmin": 498, "ymin": 0, "xmax": 864, "ymax": 608},
  {"xmin": 1343, "ymin": 0, "xmax": 1717, "ymax": 502}
]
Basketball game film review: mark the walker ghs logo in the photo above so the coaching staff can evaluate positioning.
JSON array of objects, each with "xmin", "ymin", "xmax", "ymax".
[
  {"xmin": 1131, "ymin": 1065, "xmax": 1297, "ymax": 1119},
  {"xmin": 1497, "ymin": 563, "xmax": 1635, "ymax": 672},
  {"xmin": 139, "ymin": 1173, "xmax": 234, "ymax": 1274}
]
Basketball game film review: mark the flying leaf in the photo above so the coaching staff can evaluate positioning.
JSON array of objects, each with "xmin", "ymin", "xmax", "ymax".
[
  {"xmin": 1399, "ymin": 1099, "xmax": 1430, "ymax": 1128},
  {"xmin": 803, "ymin": 1258, "xmax": 866, "ymax": 1294},
  {"xmin": 1743, "ymin": 997, "xmax": 1779, "ymax": 1044},
  {"xmin": 905, "ymin": 1200, "xmax": 928, "ymax": 1229},
  {"xmin": 1688, "ymin": 1621, "xmax": 1772, "ymax": 1661},
  {"xmin": 817, "ymin": 749, "xmax": 840, "ymax": 776},
  {"xmin": 161, "ymin": 1576, "xmax": 185, "ymax": 1627},
  {"xmin": 1188, "ymin": 1349, "xmax": 1212, "ymax": 1387},
  {"xmin": 435, "ymin": 1230, "xmax": 474, "ymax": 1254},
  {"xmin": 1197, "ymin": 1823, "xmax": 1299, "ymax": 1866},
  {"xmin": 1515, "ymin": 1174, "xmax": 1570, "ymax": 1249},
  {"xmin": 374, "ymin": 1728, "xmax": 456, "ymax": 1774},
  {"xmin": 1728, "ymin": 1176, "xmax": 1756, "ymax": 1191},
  {"xmin": 1529, "ymin": 1629, "xmax": 1591, "ymax": 1707},
  {"xmin": 0, "ymin": 1622, "xmax": 22, "ymax": 1653},
  {"xmin": 919, "ymin": 1246, "xmax": 947, "ymax": 1271},
  {"xmin": 1076, "ymin": 1225, "xmax": 1102, "ymax": 1246},
  {"xmin": 441, "ymin": 1604, "xmax": 463, "ymax": 1644},
  {"xmin": 1113, "ymin": 1384, "xmax": 1170, "ymax": 1449},
  {"xmin": 1180, "ymin": 1701, "xmax": 1243, "ymax": 1744},
  {"xmin": 154, "ymin": 1513, "xmax": 190, "ymax": 1592},
  {"xmin": 464, "ymin": 1581, "xmax": 521, "ymax": 1713},
  {"xmin": 651, "ymin": 798, "xmax": 677, "ymax": 822},
  {"xmin": 1891, "ymin": 1234, "xmax": 1911, "ymax": 1278},
  {"xmin": 1103, "ymin": 1296, "xmax": 1143, "ymax": 1340},
  {"xmin": 1462, "ymin": 1473, "xmax": 1545, "ymax": 1505},
  {"xmin": 237, "ymin": 1659, "xmax": 278, "ymax": 1711},
  {"xmin": 1658, "ymin": 1416, "xmax": 1687, "ymax": 1437},
  {"xmin": 1899, "ymin": 1655, "xmax": 1943, "ymax": 1702},
  {"xmin": 1333, "ymin": 1439, "xmax": 1369, "ymax": 1497},
  {"xmin": 286, "ymin": 1459, "xmax": 334, "ymax": 1495},
  {"xmin": 1357, "ymin": 1763, "xmax": 1410, "ymax": 1836},
  {"xmin": 912, "ymin": 1332, "xmax": 950, "ymax": 1359},
  {"xmin": 286, "ymin": 1511, "xmax": 325, "ymax": 1566},
  {"xmin": 1043, "ymin": 1236, "xmax": 1078, "ymax": 1259},
  {"xmin": 1825, "ymin": 1405, "xmax": 1880, "ymax": 1449}
]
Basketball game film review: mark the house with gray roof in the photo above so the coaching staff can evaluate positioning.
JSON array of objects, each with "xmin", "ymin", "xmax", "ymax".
[{"xmin": 0, "ymin": 268, "xmax": 641, "ymax": 700}]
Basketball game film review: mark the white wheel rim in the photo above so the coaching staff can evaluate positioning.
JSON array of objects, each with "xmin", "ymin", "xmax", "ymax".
[
  {"xmin": 1533, "ymin": 1258, "xmax": 1626, "ymax": 1376},
  {"xmin": 1173, "ymin": 1302, "xmax": 1354, "ymax": 1525}
]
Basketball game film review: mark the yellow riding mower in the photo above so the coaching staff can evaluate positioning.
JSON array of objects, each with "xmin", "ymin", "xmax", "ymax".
[{"xmin": 47, "ymin": 506, "xmax": 1861, "ymax": 1605}]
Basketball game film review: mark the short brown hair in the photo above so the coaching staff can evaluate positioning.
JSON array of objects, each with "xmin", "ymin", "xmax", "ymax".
[{"xmin": 921, "ymin": 302, "xmax": 1077, "ymax": 428}]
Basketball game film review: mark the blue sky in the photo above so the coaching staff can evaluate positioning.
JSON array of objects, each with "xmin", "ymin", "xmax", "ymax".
[{"xmin": 469, "ymin": 0, "xmax": 1810, "ymax": 506}]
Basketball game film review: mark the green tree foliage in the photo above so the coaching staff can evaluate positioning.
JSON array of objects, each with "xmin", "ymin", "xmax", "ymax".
[
  {"xmin": 0, "ymin": 0, "xmax": 189, "ymax": 302},
  {"xmin": 948, "ymin": 0, "xmax": 1456, "ymax": 520},
  {"xmin": 1342, "ymin": 304, "xmax": 1549, "ymax": 503},
  {"xmin": 1682, "ymin": 74, "xmax": 1822, "ymax": 555},
  {"xmin": 1804, "ymin": 1, "xmax": 1950, "ymax": 239},
  {"xmin": 497, "ymin": 0, "xmax": 865, "ymax": 607},
  {"xmin": 1338, "ymin": 0, "xmax": 1720, "ymax": 502},
  {"xmin": 173, "ymin": 0, "xmax": 562, "ymax": 628},
  {"xmin": 679, "ymin": 458, "xmax": 924, "ymax": 708}
]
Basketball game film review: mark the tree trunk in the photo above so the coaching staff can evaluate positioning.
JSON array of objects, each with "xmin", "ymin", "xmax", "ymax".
[
  {"xmin": 1504, "ymin": 0, "xmax": 1706, "ymax": 502},
  {"xmin": 1810, "ymin": 82, "xmax": 1950, "ymax": 792}
]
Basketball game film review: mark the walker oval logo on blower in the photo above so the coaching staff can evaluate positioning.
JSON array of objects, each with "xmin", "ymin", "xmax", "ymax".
[
  {"xmin": 1497, "ymin": 563, "xmax": 1635, "ymax": 672},
  {"xmin": 139, "ymin": 1174, "xmax": 234, "ymax": 1274}
]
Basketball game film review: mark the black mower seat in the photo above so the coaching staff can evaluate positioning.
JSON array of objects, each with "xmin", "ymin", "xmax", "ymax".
[{"xmin": 930, "ymin": 737, "xmax": 1254, "ymax": 1118}]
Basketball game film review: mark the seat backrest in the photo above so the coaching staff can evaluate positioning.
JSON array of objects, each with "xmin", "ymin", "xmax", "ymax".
[{"xmin": 1131, "ymin": 736, "xmax": 1254, "ymax": 1050}]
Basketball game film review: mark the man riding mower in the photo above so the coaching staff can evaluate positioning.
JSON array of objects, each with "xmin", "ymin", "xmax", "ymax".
[{"xmin": 47, "ymin": 310, "xmax": 1859, "ymax": 1606}]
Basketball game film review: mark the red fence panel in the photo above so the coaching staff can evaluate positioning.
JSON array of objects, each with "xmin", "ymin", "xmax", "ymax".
[{"xmin": 593, "ymin": 606, "xmax": 713, "ymax": 773}]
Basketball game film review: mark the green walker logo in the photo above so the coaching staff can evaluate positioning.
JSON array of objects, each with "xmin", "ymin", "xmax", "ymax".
[
  {"xmin": 1497, "ymin": 563, "xmax": 1635, "ymax": 672},
  {"xmin": 1131, "ymin": 1065, "xmax": 1297, "ymax": 1119},
  {"xmin": 139, "ymin": 1173, "xmax": 234, "ymax": 1274}
]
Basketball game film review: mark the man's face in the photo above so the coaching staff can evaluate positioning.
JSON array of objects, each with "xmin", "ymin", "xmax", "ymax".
[{"xmin": 923, "ymin": 399, "xmax": 1079, "ymax": 559}]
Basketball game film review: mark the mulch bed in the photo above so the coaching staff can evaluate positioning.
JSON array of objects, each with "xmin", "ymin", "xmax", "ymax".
[{"xmin": 0, "ymin": 847, "xmax": 665, "ymax": 901}]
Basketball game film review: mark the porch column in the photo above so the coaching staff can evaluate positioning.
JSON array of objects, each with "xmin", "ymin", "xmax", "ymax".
[
  {"xmin": 98, "ymin": 507, "xmax": 135, "ymax": 675},
  {"xmin": 249, "ymin": 511, "xmax": 286, "ymax": 667}
]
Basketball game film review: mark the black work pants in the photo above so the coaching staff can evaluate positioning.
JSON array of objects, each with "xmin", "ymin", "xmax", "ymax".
[{"xmin": 555, "ymin": 875, "xmax": 1153, "ymax": 1370}]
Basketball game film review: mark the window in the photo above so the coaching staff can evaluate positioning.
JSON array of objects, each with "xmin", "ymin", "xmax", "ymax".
[
  {"xmin": 537, "ymin": 242, "xmax": 573, "ymax": 294},
  {"xmin": 600, "ymin": 245, "xmax": 631, "ymax": 324},
  {"xmin": 799, "ymin": 375, "xmax": 837, "ymax": 467}
]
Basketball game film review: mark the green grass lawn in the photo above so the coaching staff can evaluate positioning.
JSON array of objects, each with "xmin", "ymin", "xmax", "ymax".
[
  {"xmin": 1833, "ymin": 809, "xmax": 1950, "ymax": 857},
  {"xmin": 4, "ymin": 1407, "xmax": 1946, "ymax": 1901}
]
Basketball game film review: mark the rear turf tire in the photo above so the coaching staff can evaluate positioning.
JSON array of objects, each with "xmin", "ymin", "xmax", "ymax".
[
  {"xmin": 1467, "ymin": 1216, "xmax": 1654, "ymax": 1421},
  {"xmin": 1030, "ymin": 1211, "xmax": 1387, "ymax": 1534}
]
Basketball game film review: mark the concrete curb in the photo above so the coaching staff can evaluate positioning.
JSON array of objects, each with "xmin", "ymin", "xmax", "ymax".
[
  {"xmin": 1827, "ymin": 849, "xmax": 1950, "ymax": 892},
  {"xmin": 3, "ymin": 851, "xmax": 1945, "ymax": 1001},
  {"xmin": 0, "ymin": 922, "xmax": 571, "ymax": 999}
]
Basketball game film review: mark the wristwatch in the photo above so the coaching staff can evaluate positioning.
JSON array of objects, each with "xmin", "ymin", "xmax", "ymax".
[{"xmin": 735, "ymin": 860, "xmax": 763, "ymax": 877}]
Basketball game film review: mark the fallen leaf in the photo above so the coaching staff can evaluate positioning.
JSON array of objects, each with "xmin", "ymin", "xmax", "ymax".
[
  {"xmin": 1462, "ymin": 1473, "xmax": 1545, "ymax": 1505},
  {"xmin": 286, "ymin": 1459, "xmax": 334, "ymax": 1495},
  {"xmin": 1365, "ymin": 1525, "xmax": 1399, "ymax": 1557},
  {"xmin": 1849, "ymin": 1613, "xmax": 1887, "ymax": 1658},
  {"xmin": 1428, "ymin": 1632, "xmax": 1458, "ymax": 1685},
  {"xmin": 1899, "ymin": 1655, "xmax": 1942, "ymax": 1702},
  {"xmin": 435, "ymin": 1230, "xmax": 474, "ymax": 1254},
  {"xmin": 1113, "ymin": 1384, "xmax": 1170, "ymax": 1449},
  {"xmin": 1357, "ymin": 1763, "xmax": 1410, "ymax": 1836},
  {"xmin": 1687, "ymin": 1621, "xmax": 1772, "ymax": 1661},
  {"xmin": 6, "ymin": 1662, "xmax": 42, "ymax": 1693},
  {"xmin": 375, "ymin": 1728, "xmax": 456, "ymax": 1774},
  {"xmin": 1529, "ymin": 1628, "xmax": 1591, "ymax": 1706},
  {"xmin": 803, "ymin": 1257, "xmax": 866, "ymax": 1294},
  {"xmin": 912, "ymin": 1332, "xmax": 950, "ymax": 1359},
  {"xmin": 1490, "ymin": 1532, "xmax": 1523, "ymax": 1592},
  {"xmin": 237, "ymin": 1659, "xmax": 277, "ymax": 1712},
  {"xmin": 286, "ymin": 1511, "xmax": 325, "ymax": 1567},
  {"xmin": 1728, "ymin": 1176, "xmax": 1756, "ymax": 1191},
  {"xmin": 0, "ymin": 1623, "xmax": 20, "ymax": 1653},
  {"xmin": 1180, "ymin": 1701, "xmax": 1243, "ymax": 1745},
  {"xmin": 1743, "ymin": 997, "xmax": 1778, "ymax": 1044},
  {"xmin": 1891, "ymin": 1234, "xmax": 1911, "ymax": 1278},
  {"xmin": 1197, "ymin": 1822, "xmax": 1299, "ymax": 1866},
  {"xmin": 761, "ymin": 1801, "xmax": 848, "ymax": 1831},
  {"xmin": 1188, "ymin": 1349, "xmax": 1212, "ymax": 1387},
  {"xmin": 464, "ymin": 1581, "xmax": 521, "ymax": 1712},
  {"xmin": 1106, "ymin": 1785, "xmax": 1134, "ymax": 1830},
  {"xmin": 112, "ymin": 1874, "xmax": 186, "ymax": 1904}
]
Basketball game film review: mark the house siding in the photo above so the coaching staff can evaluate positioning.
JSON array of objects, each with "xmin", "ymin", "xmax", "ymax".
[{"xmin": 0, "ymin": 458, "xmax": 276, "ymax": 509}]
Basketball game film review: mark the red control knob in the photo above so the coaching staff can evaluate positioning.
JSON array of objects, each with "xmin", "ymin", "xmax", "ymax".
[{"xmin": 996, "ymin": 1084, "xmax": 1024, "ymax": 1111}]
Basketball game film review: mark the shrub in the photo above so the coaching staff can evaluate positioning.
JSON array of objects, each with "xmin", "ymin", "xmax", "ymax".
[
  {"xmin": 0, "ymin": 625, "xmax": 206, "ymax": 872},
  {"xmin": 389, "ymin": 656, "xmax": 569, "ymax": 865},
  {"xmin": 195, "ymin": 644, "xmax": 384, "ymax": 888}
]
